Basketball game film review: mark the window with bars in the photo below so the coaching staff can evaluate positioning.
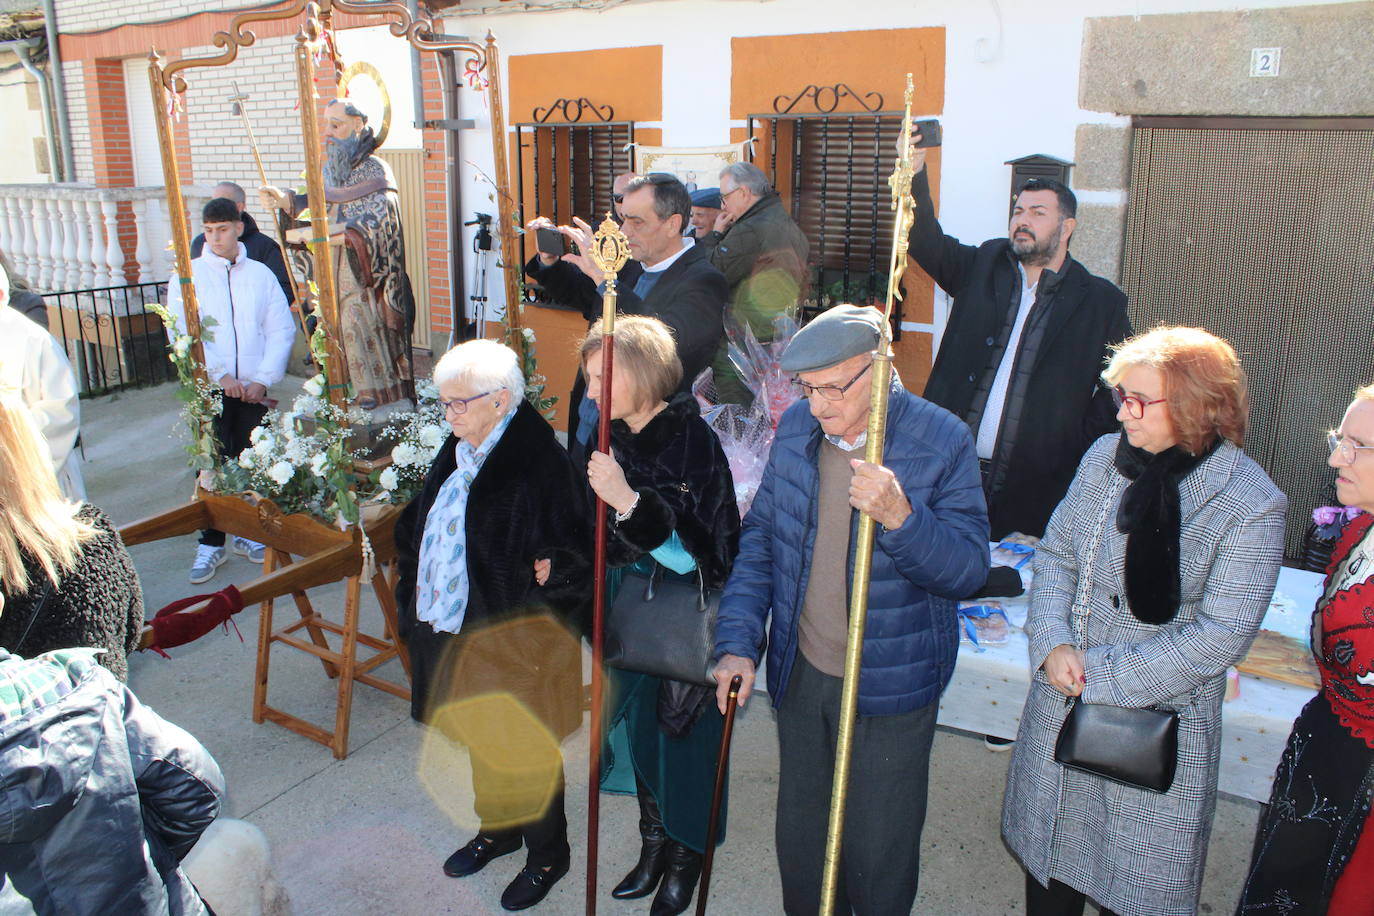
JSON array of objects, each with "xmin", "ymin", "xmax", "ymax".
[
  {"xmin": 748, "ymin": 88, "xmax": 904, "ymax": 331},
  {"xmin": 514, "ymin": 99, "xmax": 634, "ymax": 303}
]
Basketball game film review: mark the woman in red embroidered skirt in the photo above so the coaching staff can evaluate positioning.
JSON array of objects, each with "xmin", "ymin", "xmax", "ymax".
[{"xmin": 1239, "ymin": 382, "xmax": 1374, "ymax": 915}]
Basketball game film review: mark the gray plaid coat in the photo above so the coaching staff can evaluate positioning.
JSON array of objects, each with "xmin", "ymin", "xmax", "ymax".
[{"xmin": 1001, "ymin": 434, "xmax": 1286, "ymax": 916}]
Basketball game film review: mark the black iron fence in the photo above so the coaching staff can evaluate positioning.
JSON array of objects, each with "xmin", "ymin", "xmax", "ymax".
[{"xmin": 42, "ymin": 281, "xmax": 173, "ymax": 396}]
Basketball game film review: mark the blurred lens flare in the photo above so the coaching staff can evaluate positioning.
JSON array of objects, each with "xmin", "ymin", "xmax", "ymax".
[{"xmin": 416, "ymin": 614, "xmax": 580, "ymax": 832}]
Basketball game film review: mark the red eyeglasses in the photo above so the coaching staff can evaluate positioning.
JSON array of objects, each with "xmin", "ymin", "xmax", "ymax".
[{"xmin": 1111, "ymin": 385, "xmax": 1166, "ymax": 419}]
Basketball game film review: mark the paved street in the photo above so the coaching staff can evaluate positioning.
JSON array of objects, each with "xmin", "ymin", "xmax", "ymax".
[{"xmin": 88, "ymin": 381, "xmax": 1264, "ymax": 915}]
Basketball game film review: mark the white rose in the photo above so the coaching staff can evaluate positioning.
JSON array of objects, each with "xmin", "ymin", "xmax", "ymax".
[
  {"xmin": 238, "ymin": 449, "xmax": 256, "ymax": 469},
  {"xmin": 392, "ymin": 443, "xmax": 417, "ymax": 467},
  {"xmin": 292, "ymin": 395, "xmax": 320, "ymax": 417},
  {"xmin": 310, "ymin": 452, "xmax": 329, "ymax": 477},
  {"xmin": 249, "ymin": 425, "xmax": 267, "ymax": 445},
  {"xmin": 173, "ymin": 336, "xmax": 192, "ymax": 358},
  {"xmin": 285, "ymin": 439, "xmax": 309, "ymax": 463},
  {"xmin": 303, "ymin": 374, "xmax": 326, "ymax": 397},
  {"xmin": 419, "ymin": 425, "xmax": 446, "ymax": 449},
  {"xmin": 378, "ymin": 467, "xmax": 399, "ymax": 491},
  {"xmin": 268, "ymin": 460, "xmax": 294, "ymax": 486}
]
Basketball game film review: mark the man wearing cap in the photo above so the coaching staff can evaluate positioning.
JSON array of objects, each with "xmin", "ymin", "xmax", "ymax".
[
  {"xmin": 712, "ymin": 304, "xmax": 989, "ymax": 915},
  {"xmin": 697, "ymin": 161, "xmax": 810, "ymax": 405},
  {"xmin": 687, "ymin": 187, "xmax": 722, "ymax": 241}
]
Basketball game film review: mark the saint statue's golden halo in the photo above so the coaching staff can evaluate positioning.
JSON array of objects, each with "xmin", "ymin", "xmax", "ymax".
[{"xmin": 337, "ymin": 60, "xmax": 392, "ymax": 149}]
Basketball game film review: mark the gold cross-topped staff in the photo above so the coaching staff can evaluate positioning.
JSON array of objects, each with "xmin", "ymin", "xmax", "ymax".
[
  {"xmin": 818, "ymin": 72, "xmax": 919, "ymax": 916},
  {"xmin": 586, "ymin": 211, "xmax": 629, "ymax": 916}
]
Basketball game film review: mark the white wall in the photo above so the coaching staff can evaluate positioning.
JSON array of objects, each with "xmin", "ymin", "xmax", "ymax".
[
  {"xmin": 0, "ymin": 61, "xmax": 50, "ymax": 184},
  {"xmin": 444, "ymin": 0, "xmax": 1360, "ymax": 321}
]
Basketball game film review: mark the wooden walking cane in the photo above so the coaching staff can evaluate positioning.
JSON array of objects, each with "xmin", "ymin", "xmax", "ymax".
[
  {"xmin": 586, "ymin": 212, "xmax": 630, "ymax": 916},
  {"xmin": 817, "ymin": 74, "xmax": 920, "ymax": 916},
  {"xmin": 695, "ymin": 674, "xmax": 743, "ymax": 916}
]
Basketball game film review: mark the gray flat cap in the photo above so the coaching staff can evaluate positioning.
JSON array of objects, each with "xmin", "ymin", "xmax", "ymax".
[{"xmin": 780, "ymin": 304, "xmax": 884, "ymax": 373}]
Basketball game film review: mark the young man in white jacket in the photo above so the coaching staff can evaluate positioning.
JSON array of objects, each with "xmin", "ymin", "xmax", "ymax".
[{"xmin": 167, "ymin": 197, "xmax": 294, "ymax": 583}]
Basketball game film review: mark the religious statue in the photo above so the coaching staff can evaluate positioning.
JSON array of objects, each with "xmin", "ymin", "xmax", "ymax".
[{"xmin": 261, "ymin": 97, "xmax": 416, "ymax": 414}]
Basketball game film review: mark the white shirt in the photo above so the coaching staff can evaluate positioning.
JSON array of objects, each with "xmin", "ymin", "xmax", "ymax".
[
  {"xmin": 642, "ymin": 237, "xmax": 693, "ymax": 273},
  {"xmin": 976, "ymin": 265, "xmax": 1037, "ymax": 460}
]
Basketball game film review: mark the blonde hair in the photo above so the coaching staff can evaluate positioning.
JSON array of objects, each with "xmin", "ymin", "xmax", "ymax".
[
  {"xmin": 579, "ymin": 315, "xmax": 682, "ymax": 411},
  {"xmin": 0, "ymin": 396, "xmax": 95, "ymax": 595},
  {"xmin": 1102, "ymin": 326, "xmax": 1248, "ymax": 454},
  {"xmin": 1356, "ymin": 383, "xmax": 1374, "ymax": 402}
]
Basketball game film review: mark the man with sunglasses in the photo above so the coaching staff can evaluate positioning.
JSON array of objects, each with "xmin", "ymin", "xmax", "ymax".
[
  {"xmin": 713, "ymin": 304, "xmax": 988, "ymax": 915},
  {"xmin": 904, "ymin": 130, "xmax": 1130, "ymax": 546}
]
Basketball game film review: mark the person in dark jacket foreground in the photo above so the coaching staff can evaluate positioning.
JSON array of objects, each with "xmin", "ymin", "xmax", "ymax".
[
  {"xmin": 395, "ymin": 338, "xmax": 589, "ymax": 912},
  {"xmin": 713, "ymin": 304, "xmax": 989, "ymax": 915},
  {"xmin": 579, "ymin": 315, "xmax": 741, "ymax": 916},
  {"xmin": 0, "ymin": 645, "xmax": 224, "ymax": 915}
]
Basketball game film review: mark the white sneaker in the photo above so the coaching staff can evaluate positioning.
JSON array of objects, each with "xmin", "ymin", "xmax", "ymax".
[
  {"xmin": 232, "ymin": 536, "xmax": 267, "ymax": 564},
  {"xmin": 190, "ymin": 544, "xmax": 227, "ymax": 584}
]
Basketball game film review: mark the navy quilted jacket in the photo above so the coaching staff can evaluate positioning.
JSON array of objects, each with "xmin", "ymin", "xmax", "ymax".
[{"xmin": 714, "ymin": 383, "xmax": 990, "ymax": 715}]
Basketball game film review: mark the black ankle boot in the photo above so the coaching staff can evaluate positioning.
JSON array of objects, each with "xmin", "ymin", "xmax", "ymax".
[
  {"xmin": 649, "ymin": 841, "xmax": 702, "ymax": 916},
  {"xmin": 611, "ymin": 787, "xmax": 667, "ymax": 899}
]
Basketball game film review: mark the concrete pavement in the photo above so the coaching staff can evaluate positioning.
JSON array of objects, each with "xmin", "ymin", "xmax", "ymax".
[{"xmin": 83, "ymin": 381, "xmax": 1263, "ymax": 915}]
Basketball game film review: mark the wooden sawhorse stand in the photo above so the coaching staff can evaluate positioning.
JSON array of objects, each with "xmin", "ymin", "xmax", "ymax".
[{"xmin": 122, "ymin": 492, "xmax": 411, "ymax": 759}]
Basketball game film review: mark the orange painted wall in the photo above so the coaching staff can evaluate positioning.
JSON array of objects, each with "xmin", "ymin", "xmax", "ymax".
[
  {"xmin": 508, "ymin": 46, "xmax": 664, "ymax": 431},
  {"xmin": 730, "ymin": 28, "xmax": 946, "ymax": 392}
]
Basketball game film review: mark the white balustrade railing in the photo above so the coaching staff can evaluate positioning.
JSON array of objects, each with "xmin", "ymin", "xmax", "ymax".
[{"xmin": 0, "ymin": 184, "xmax": 215, "ymax": 292}]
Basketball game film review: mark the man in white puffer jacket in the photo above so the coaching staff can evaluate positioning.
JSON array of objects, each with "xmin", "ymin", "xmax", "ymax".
[{"xmin": 167, "ymin": 197, "xmax": 294, "ymax": 583}]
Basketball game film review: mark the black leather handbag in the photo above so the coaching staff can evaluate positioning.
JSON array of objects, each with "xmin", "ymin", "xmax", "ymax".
[
  {"xmin": 605, "ymin": 561, "xmax": 718, "ymax": 687},
  {"xmin": 1054, "ymin": 700, "xmax": 1180, "ymax": 793},
  {"xmin": 1051, "ymin": 484, "xmax": 1181, "ymax": 794}
]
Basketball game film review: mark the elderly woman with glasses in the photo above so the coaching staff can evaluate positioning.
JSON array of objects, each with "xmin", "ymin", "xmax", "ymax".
[
  {"xmin": 1239, "ymin": 382, "xmax": 1374, "ymax": 915},
  {"xmin": 394, "ymin": 339, "xmax": 589, "ymax": 912},
  {"xmin": 1001, "ymin": 326, "xmax": 1286, "ymax": 916}
]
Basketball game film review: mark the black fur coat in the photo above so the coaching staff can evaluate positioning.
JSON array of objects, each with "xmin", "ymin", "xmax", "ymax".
[
  {"xmin": 395, "ymin": 402, "xmax": 592, "ymax": 734},
  {"xmin": 594, "ymin": 393, "xmax": 740, "ymax": 588}
]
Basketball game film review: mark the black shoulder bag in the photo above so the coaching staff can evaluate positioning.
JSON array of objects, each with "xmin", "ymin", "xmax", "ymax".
[
  {"xmin": 605, "ymin": 561, "xmax": 718, "ymax": 687},
  {"xmin": 1052, "ymin": 478, "xmax": 1180, "ymax": 794}
]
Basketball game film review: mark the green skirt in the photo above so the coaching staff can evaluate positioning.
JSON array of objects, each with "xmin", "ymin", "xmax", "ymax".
[{"xmin": 600, "ymin": 565, "xmax": 728, "ymax": 853}]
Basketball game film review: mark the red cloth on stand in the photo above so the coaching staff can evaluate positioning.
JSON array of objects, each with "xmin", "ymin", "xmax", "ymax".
[{"xmin": 147, "ymin": 586, "xmax": 245, "ymax": 655}]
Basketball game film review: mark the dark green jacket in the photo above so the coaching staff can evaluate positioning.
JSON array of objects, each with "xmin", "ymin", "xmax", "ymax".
[{"xmin": 697, "ymin": 191, "xmax": 809, "ymax": 340}]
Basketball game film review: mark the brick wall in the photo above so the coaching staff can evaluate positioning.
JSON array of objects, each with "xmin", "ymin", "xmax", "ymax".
[
  {"xmin": 420, "ymin": 51, "xmax": 450, "ymax": 346},
  {"xmin": 182, "ymin": 34, "xmax": 308, "ymax": 194},
  {"xmin": 54, "ymin": 0, "xmax": 263, "ymax": 35},
  {"xmin": 63, "ymin": 59, "xmax": 92, "ymax": 183}
]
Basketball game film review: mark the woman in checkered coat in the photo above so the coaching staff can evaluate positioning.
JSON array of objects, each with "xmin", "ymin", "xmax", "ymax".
[{"xmin": 1001, "ymin": 327, "xmax": 1286, "ymax": 916}]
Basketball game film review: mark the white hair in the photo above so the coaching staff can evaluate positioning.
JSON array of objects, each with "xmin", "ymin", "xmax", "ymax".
[{"xmin": 432, "ymin": 339, "xmax": 525, "ymax": 415}]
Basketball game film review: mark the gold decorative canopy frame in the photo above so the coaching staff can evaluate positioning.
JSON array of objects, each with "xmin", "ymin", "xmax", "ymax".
[{"xmin": 147, "ymin": 0, "xmax": 523, "ymax": 399}]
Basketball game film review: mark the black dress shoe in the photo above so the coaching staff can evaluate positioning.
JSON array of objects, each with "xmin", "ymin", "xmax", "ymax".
[
  {"xmin": 500, "ymin": 858, "xmax": 570, "ymax": 911},
  {"xmin": 650, "ymin": 841, "xmax": 702, "ymax": 916},
  {"xmin": 442, "ymin": 834, "xmax": 522, "ymax": 878}
]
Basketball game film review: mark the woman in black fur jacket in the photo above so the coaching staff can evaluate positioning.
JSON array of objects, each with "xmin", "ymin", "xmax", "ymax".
[
  {"xmin": 581, "ymin": 315, "xmax": 741, "ymax": 916},
  {"xmin": 0, "ymin": 397, "xmax": 143, "ymax": 682}
]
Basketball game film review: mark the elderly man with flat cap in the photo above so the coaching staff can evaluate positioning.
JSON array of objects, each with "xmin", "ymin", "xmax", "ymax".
[{"xmin": 713, "ymin": 304, "xmax": 988, "ymax": 915}]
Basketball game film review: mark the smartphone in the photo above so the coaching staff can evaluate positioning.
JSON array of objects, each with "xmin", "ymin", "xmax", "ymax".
[
  {"xmin": 914, "ymin": 118, "xmax": 942, "ymax": 148},
  {"xmin": 535, "ymin": 227, "xmax": 566, "ymax": 257}
]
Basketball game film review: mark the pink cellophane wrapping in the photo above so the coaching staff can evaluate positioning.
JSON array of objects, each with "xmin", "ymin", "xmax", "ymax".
[{"xmin": 693, "ymin": 316, "xmax": 801, "ymax": 518}]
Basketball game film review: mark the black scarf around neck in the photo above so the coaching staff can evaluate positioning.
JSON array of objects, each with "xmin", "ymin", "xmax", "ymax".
[{"xmin": 1113, "ymin": 435, "xmax": 1217, "ymax": 625}]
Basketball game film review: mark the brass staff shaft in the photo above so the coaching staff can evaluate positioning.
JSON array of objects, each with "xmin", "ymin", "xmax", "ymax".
[
  {"xmin": 147, "ymin": 54, "xmax": 206, "ymax": 377},
  {"xmin": 294, "ymin": 38, "xmax": 348, "ymax": 409},
  {"xmin": 818, "ymin": 73, "xmax": 918, "ymax": 916}
]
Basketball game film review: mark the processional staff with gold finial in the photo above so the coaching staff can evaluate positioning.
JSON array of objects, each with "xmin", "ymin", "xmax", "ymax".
[
  {"xmin": 817, "ymin": 72, "xmax": 920, "ymax": 916},
  {"xmin": 586, "ymin": 211, "xmax": 630, "ymax": 916}
]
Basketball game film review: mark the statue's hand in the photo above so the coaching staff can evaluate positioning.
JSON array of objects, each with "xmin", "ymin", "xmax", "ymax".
[{"xmin": 258, "ymin": 186, "xmax": 289, "ymax": 211}]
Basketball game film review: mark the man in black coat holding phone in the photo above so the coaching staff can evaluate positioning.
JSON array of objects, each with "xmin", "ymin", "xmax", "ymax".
[
  {"xmin": 906, "ymin": 132, "xmax": 1130, "ymax": 544},
  {"xmin": 525, "ymin": 173, "xmax": 727, "ymax": 452}
]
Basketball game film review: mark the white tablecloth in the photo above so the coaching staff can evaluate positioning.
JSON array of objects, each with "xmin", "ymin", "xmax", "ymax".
[{"xmin": 936, "ymin": 565, "xmax": 1325, "ymax": 802}]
